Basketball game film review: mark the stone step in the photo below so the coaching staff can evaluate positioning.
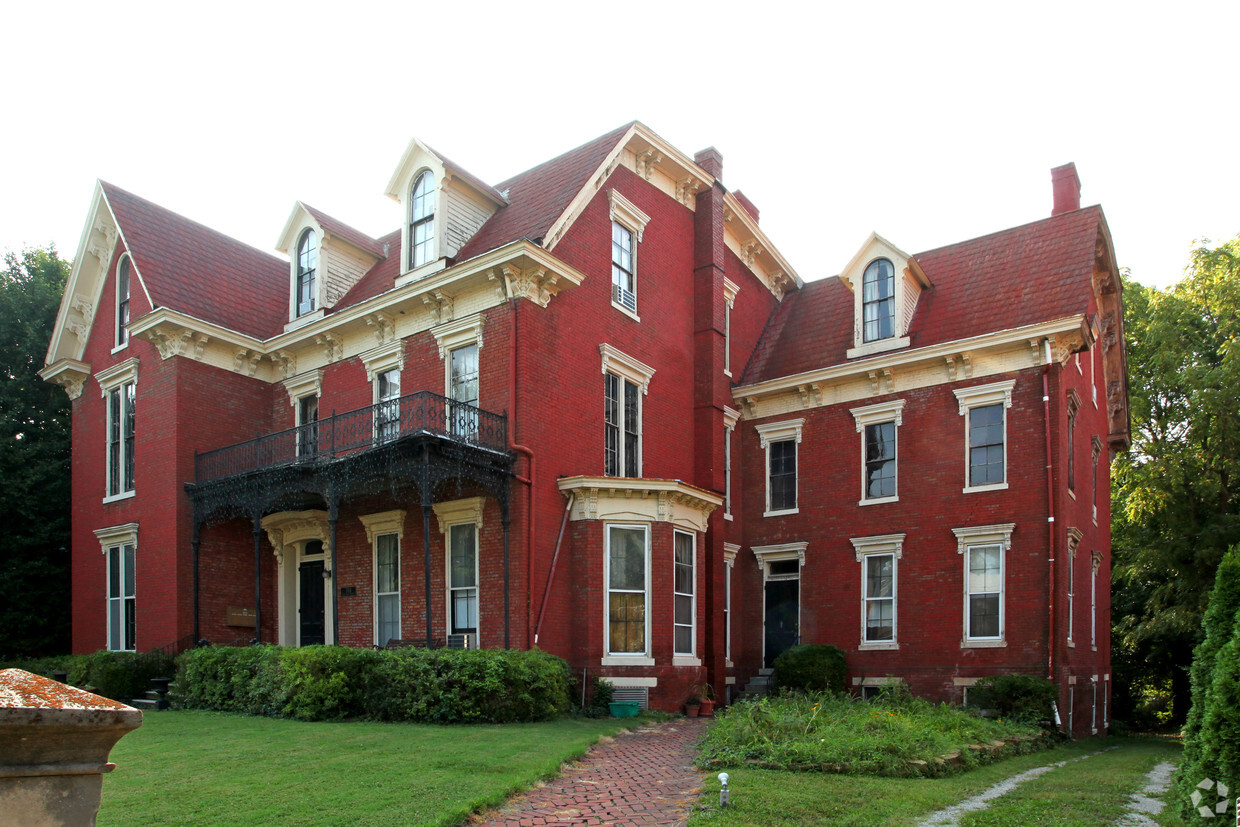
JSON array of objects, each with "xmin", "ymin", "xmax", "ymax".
[{"xmin": 127, "ymin": 698, "xmax": 160, "ymax": 710}]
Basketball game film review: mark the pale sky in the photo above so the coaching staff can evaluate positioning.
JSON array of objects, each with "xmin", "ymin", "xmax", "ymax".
[{"xmin": 2, "ymin": 1, "xmax": 1236, "ymax": 291}]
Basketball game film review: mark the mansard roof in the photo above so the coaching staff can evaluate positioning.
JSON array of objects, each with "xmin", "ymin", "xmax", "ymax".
[
  {"xmin": 741, "ymin": 206, "xmax": 1110, "ymax": 384},
  {"xmin": 298, "ymin": 203, "xmax": 386, "ymax": 259},
  {"xmin": 102, "ymin": 182, "xmax": 289, "ymax": 339}
]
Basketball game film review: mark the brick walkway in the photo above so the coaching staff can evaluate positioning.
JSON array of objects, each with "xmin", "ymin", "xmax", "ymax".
[{"xmin": 476, "ymin": 717, "xmax": 711, "ymax": 826}]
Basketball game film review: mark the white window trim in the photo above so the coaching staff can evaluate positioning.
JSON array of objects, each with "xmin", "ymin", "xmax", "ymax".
[
  {"xmin": 608, "ymin": 190, "xmax": 650, "ymax": 319},
  {"xmin": 723, "ymin": 406, "xmax": 740, "ymax": 520},
  {"xmin": 723, "ymin": 277, "xmax": 739, "ymax": 377},
  {"xmin": 402, "ymin": 167, "xmax": 443, "ymax": 279},
  {"xmin": 289, "ymin": 227, "xmax": 325, "ymax": 324},
  {"xmin": 361, "ymin": 510, "xmax": 406, "ymax": 647},
  {"xmin": 756, "ymin": 418, "xmax": 804, "ymax": 517},
  {"xmin": 600, "ymin": 344, "xmax": 655, "ymax": 394},
  {"xmin": 602, "ymin": 523, "xmax": 654, "ymax": 666},
  {"xmin": 1065, "ymin": 527, "xmax": 1083, "ymax": 646},
  {"xmin": 96, "ymin": 523, "xmax": 139, "ymax": 653},
  {"xmin": 434, "ymin": 498, "xmax": 485, "ymax": 641},
  {"xmin": 431, "ymin": 314, "xmax": 485, "ymax": 360},
  {"xmin": 851, "ymin": 533, "xmax": 904, "ymax": 650},
  {"xmin": 114, "ymin": 252, "xmax": 131, "ymax": 352},
  {"xmin": 723, "ymin": 543, "xmax": 738, "ymax": 667},
  {"xmin": 282, "ymin": 369, "xmax": 324, "ymax": 408},
  {"xmin": 1091, "ymin": 437, "xmax": 1102, "ymax": 526},
  {"xmin": 851, "ymin": 399, "xmax": 905, "ymax": 506},
  {"xmin": 362, "ymin": 341, "xmax": 405, "ymax": 386},
  {"xmin": 953, "ymin": 523, "xmax": 1014, "ymax": 647},
  {"xmin": 98, "ymin": 358, "xmax": 139, "ymax": 502},
  {"xmin": 1090, "ymin": 550, "xmax": 1102, "ymax": 651},
  {"xmin": 672, "ymin": 529, "xmax": 699, "ymax": 666},
  {"xmin": 954, "ymin": 380, "xmax": 1015, "ymax": 494}
]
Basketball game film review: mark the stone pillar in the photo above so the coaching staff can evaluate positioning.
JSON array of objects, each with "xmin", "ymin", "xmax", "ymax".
[{"xmin": 0, "ymin": 669, "xmax": 142, "ymax": 827}]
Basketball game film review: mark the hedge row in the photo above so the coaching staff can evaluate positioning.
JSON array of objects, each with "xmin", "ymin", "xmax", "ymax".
[
  {"xmin": 0, "ymin": 650, "xmax": 177, "ymax": 703},
  {"xmin": 174, "ymin": 645, "xmax": 572, "ymax": 723}
]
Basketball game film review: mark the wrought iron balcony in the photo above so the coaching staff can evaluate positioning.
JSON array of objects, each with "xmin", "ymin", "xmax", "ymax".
[{"xmin": 194, "ymin": 390, "xmax": 509, "ymax": 484}]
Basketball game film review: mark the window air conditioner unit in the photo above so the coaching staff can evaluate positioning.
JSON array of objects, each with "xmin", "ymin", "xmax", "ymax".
[
  {"xmin": 446, "ymin": 633, "xmax": 473, "ymax": 650},
  {"xmin": 612, "ymin": 283, "xmax": 637, "ymax": 312}
]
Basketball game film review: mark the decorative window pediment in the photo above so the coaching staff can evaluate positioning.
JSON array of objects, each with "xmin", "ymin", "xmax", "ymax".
[
  {"xmin": 951, "ymin": 523, "xmax": 1016, "ymax": 555},
  {"xmin": 359, "ymin": 510, "xmax": 407, "ymax": 544},
  {"xmin": 432, "ymin": 497, "xmax": 485, "ymax": 534},
  {"xmin": 432, "ymin": 314, "xmax": 485, "ymax": 359},
  {"xmin": 754, "ymin": 418, "xmax": 804, "ymax": 449},
  {"xmin": 752, "ymin": 541, "xmax": 807, "ymax": 570},
  {"xmin": 361, "ymin": 341, "xmax": 405, "ymax": 383},
  {"xmin": 850, "ymin": 533, "xmax": 906, "ymax": 562},
  {"xmin": 94, "ymin": 522, "xmax": 139, "ymax": 553},
  {"xmin": 283, "ymin": 369, "xmax": 323, "ymax": 407},
  {"xmin": 599, "ymin": 344, "xmax": 655, "ymax": 394},
  {"xmin": 839, "ymin": 233, "xmax": 931, "ymax": 359},
  {"xmin": 96, "ymin": 357, "xmax": 139, "ymax": 395}
]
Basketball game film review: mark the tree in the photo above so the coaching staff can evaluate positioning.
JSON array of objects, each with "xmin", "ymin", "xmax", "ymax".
[
  {"xmin": 0, "ymin": 246, "xmax": 71, "ymax": 656},
  {"xmin": 1111, "ymin": 234, "xmax": 1240, "ymax": 725}
]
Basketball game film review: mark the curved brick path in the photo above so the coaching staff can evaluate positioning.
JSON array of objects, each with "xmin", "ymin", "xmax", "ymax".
[{"xmin": 476, "ymin": 717, "xmax": 711, "ymax": 826}]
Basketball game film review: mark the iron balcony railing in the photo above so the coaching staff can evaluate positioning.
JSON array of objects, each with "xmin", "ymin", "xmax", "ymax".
[{"xmin": 194, "ymin": 390, "xmax": 508, "ymax": 484}]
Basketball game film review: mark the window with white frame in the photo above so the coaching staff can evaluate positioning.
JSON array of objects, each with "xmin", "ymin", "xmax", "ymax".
[
  {"xmin": 724, "ymin": 407, "xmax": 739, "ymax": 519},
  {"xmin": 1067, "ymin": 391, "xmax": 1080, "ymax": 493},
  {"xmin": 98, "ymin": 358, "xmax": 138, "ymax": 499},
  {"xmin": 409, "ymin": 170, "xmax": 436, "ymax": 270},
  {"xmin": 359, "ymin": 510, "xmax": 405, "ymax": 647},
  {"xmin": 95, "ymin": 524, "xmax": 138, "ymax": 652},
  {"xmin": 756, "ymin": 419, "xmax": 804, "ymax": 516},
  {"xmin": 862, "ymin": 258, "xmax": 896, "ymax": 342},
  {"xmin": 605, "ymin": 524, "xmax": 649, "ymax": 657},
  {"xmin": 298, "ymin": 394, "xmax": 319, "ymax": 457},
  {"xmin": 723, "ymin": 278, "xmax": 739, "ymax": 377},
  {"xmin": 673, "ymin": 530, "xmax": 695, "ymax": 656},
  {"xmin": 953, "ymin": 380, "xmax": 1015, "ymax": 492},
  {"xmin": 295, "ymin": 229, "xmax": 317, "ymax": 317},
  {"xmin": 448, "ymin": 522, "xmax": 478, "ymax": 635},
  {"xmin": 851, "ymin": 400, "xmax": 904, "ymax": 504},
  {"xmin": 600, "ymin": 345, "xmax": 654, "ymax": 479},
  {"xmin": 1091, "ymin": 550, "xmax": 1101, "ymax": 649},
  {"xmin": 1091, "ymin": 437, "xmax": 1102, "ymax": 525},
  {"xmin": 953, "ymin": 523, "xmax": 1014, "ymax": 646},
  {"xmin": 115, "ymin": 253, "xmax": 131, "ymax": 348},
  {"xmin": 432, "ymin": 315, "xmax": 485, "ymax": 441},
  {"xmin": 607, "ymin": 190, "xmax": 649, "ymax": 315},
  {"xmin": 376, "ymin": 368, "xmax": 401, "ymax": 443},
  {"xmin": 1066, "ymin": 527, "xmax": 1082, "ymax": 645},
  {"xmin": 723, "ymin": 543, "xmax": 738, "ymax": 664},
  {"xmin": 851, "ymin": 534, "xmax": 904, "ymax": 648}
]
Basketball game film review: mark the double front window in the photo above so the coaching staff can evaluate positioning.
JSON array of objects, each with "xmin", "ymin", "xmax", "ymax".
[
  {"xmin": 107, "ymin": 380, "xmax": 135, "ymax": 497},
  {"xmin": 604, "ymin": 372, "xmax": 640, "ymax": 477}
]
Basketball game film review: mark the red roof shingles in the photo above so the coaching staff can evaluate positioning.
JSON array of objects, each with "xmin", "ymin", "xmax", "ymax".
[
  {"xmin": 741, "ymin": 207, "xmax": 1106, "ymax": 385},
  {"xmin": 334, "ymin": 229, "xmax": 402, "ymax": 308},
  {"xmin": 103, "ymin": 182, "xmax": 290, "ymax": 340},
  {"xmin": 300, "ymin": 203, "xmax": 385, "ymax": 259}
]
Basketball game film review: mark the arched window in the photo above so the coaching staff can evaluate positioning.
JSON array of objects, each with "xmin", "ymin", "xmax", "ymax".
[
  {"xmin": 862, "ymin": 258, "xmax": 895, "ymax": 342},
  {"xmin": 409, "ymin": 171, "xmax": 435, "ymax": 270},
  {"xmin": 116, "ymin": 254, "xmax": 131, "ymax": 346},
  {"xmin": 296, "ymin": 229, "xmax": 317, "ymax": 317}
]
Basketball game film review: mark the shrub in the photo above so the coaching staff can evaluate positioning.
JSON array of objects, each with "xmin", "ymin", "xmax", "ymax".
[
  {"xmin": 1, "ymin": 650, "xmax": 176, "ymax": 703},
  {"xmin": 968, "ymin": 674, "xmax": 1057, "ymax": 724},
  {"xmin": 175, "ymin": 645, "xmax": 571, "ymax": 724},
  {"xmin": 772, "ymin": 644, "xmax": 847, "ymax": 694},
  {"xmin": 583, "ymin": 675, "xmax": 614, "ymax": 718}
]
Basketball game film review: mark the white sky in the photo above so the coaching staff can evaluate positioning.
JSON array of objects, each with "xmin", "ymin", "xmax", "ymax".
[{"xmin": 2, "ymin": 1, "xmax": 1236, "ymax": 291}]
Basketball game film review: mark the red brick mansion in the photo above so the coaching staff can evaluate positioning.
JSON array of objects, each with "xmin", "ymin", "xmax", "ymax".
[{"xmin": 42, "ymin": 123, "xmax": 1128, "ymax": 735}]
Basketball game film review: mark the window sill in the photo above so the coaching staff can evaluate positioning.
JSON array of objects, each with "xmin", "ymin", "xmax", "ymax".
[
  {"xmin": 600, "ymin": 655, "xmax": 655, "ymax": 667},
  {"xmin": 1067, "ymin": 488, "xmax": 1076, "ymax": 500},
  {"xmin": 763, "ymin": 508, "xmax": 799, "ymax": 518},
  {"xmin": 846, "ymin": 336, "xmax": 911, "ymax": 361},
  {"xmin": 725, "ymin": 659, "xmax": 734, "ymax": 668},
  {"xmin": 284, "ymin": 309, "xmax": 325, "ymax": 333},
  {"xmin": 962, "ymin": 482, "xmax": 1008, "ymax": 494},
  {"xmin": 394, "ymin": 259, "xmax": 447, "ymax": 288},
  {"xmin": 103, "ymin": 491, "xmax": 136, "ymax": 504},
  {"xmin": 1067, "ymin": 640, "xmax": 1075, "ymax": 648},
  {"xmin": 858, "ymin": 641, "xmax": 899, "ymax": 651},
  {"xmin": 610, "ymin": 301, "xmax": 641, "ymax": 322},
  {"xmin": 110, "ymin": 342, "xmax": 129, "ymax": 355},
  {"xmin": 673, "ymin": 655, "xmax": 701, "ymax": 667},
  {"xmin": 724, "ymin": 513, "xmax": 733, "ymax": 521},
  {"xmin": 859, "ymin": 495, "xmax": 899, "ymax": 507},
  {"xmin": 961, "ymin": 638, "xmax": 1007, "ymax": 649}
]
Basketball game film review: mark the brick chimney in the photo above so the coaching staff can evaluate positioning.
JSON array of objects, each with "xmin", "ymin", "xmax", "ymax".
[
  {"xmin": 732, "ymin": 190, "xmax": 760, "ymax": 224},
  {"xmin": 694, "ymin": 147, "xmax": 723, "ymax": 179},
  {"xmin": 1051, "ymin": 163, "xmax": 1081, "ymax": 216}
]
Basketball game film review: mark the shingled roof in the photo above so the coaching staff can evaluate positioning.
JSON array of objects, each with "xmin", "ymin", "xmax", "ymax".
[
  {"xmin": 741, "ymin": 206, "xmax": 1107, "ymax": 384},
  {"xmin": 300, "ymin": 203, "xmax": 385, "ymax": 259},
  {"xmin": 102, "ymin": 182, "xmax": 290, "ymax": 340}
]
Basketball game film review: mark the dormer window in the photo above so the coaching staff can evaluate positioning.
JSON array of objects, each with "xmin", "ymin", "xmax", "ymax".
[
  {"xmin": 409, "ymin": 170, "xmax": 435, "ymax": 270},
  {"xmin": 115, "ymin": 254, "xmax": 131, "ymax": 348},
  {"xmin": 862, "ymin": 259, "xmax": 895, "ymax": 342},
  {"xmin": 295, "ymin": 229, "xmax": 318, "ymax": 317}
]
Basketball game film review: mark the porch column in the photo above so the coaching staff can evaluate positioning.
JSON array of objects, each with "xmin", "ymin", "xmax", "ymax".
[
  {"xmin": 252, "ymin": 517, "xmax": 263, "ymax": 644},
  {"xmin": 329, "ymin": 499, "xmax": 339, "ymax": 646},
  {"xmin": 191, "ymin": 520, "xmax": 201, "ymax": 643},
  {"xmin": 422, "ymin": 503, "xmax": 433, "ymax": 649}
]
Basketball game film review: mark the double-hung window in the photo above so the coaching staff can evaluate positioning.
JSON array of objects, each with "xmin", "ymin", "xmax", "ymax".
[
  {"xmin": 1066, "ymin": 528, "xmax": 1083, "ymax": 646},
  {"xmin": 605, "ymin": 524, "xmax": 649, "ymax": 659},
  {"xmin": 851, "ymin": 400, "xmax": 904, "ymax": 504},
  {"xmin": 953, "ymin": 523, "xmax": 1014, "ymax": 646},
  {"xmin": 96, "ymin": 524, "xmax": 138, "ymax": 652},
  {"xmin": 851, "ymin": 534, "xmax": 904, "ymax": 648},
  {"xmin": 862, "ymin": 258, "xmax": 895, "ymax": 342},
  {"xmin": 450, "ymin": 344, "xmax": 479, "ymax": 439},
  {"xmin": 98, "ymin": 358, "xmax": 138, "ymax": 500},
  {"xmin": 1067, "ymin": 391, "xmax": 1081, "ymax": 493},
  {"xmin": 673, "ymin": 531, "xmax": 695, "ymax": 657},
  {"xmin": 953, "ymin": 381, "xmax": 1015, "ymax": 493},
  {"xmin": 600, "ymin": 345, "xmax": 654, "ymax": 479},
  {"xmin": 360, "ymin": 510, "xmax": 405, "ymax": 648},
  {"xmin": 115, "ymin": 254, "xmax": 131, "ymax": 348},
  {"xmin": 376, "ymin": 368, "xmax": 401, "ymax": 444},
  {"xmin": 297, "ymin": 394, "xmax": 319, "ymax": 457},
  {"xmin": 756, "ymin": 419, "xmax": 804, "ymax": 516},
  {"xmin": 607, "ymin": 190, "xmax": 649, "ymax": 316},
  {"xmin": 295, "ymin": 229, "xmax": 317, "ymax": 317},
  {"xmin": 409, "ymin": 171, "xmax": 435, "ymax": 270},
  {"xmin": 448, "ymin": 522, "xmax": 478, "ymax": 635}
]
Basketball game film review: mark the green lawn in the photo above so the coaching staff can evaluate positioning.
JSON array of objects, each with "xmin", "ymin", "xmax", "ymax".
[
  {"xmin": 99, "ymin": 710, "xmax": 649, "ymax": 827},
  {"xmin": 690, "ymin": 737, "xmax": 1184, "ymax": 827}
]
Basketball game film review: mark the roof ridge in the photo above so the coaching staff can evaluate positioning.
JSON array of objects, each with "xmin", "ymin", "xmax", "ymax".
[
  {"xmin": 914, "ymin": 204, "xmax": 1102, "ymax": 258},
  {"xmin": 494, "ymin": 121, "xmax": 636, "ymax": 190}
]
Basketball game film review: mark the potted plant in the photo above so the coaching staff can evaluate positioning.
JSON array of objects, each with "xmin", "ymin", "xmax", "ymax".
[
  {"xmin": 684, "ymin": 691, "xmax": 701, "ymax": 717},
  {"xmin": 693, "ymin": 682, "xmax": 716, "ymax": 717}
]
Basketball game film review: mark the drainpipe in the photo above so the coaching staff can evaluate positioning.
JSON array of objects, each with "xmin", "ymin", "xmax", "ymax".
[
  {"xmin": 507, "ymin": 297, "xmax": 536, "ymax": 648},
  {"xmin": 534, "ymin": 493, "xmax": 574, "ymax": 645},
  {"xmin": 1042, "ymin": 338, "xmax": 1057, "ymax": 682}
]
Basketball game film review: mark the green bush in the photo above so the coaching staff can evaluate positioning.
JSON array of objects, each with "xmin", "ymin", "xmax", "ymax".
[
  {"xmin": 1, "ymin": 650, "xmax": 176, "ymax": 703},
  {"xmin": 772, "ymin": 644, "xmax": 847, "ymax": 694},
  {"xmin": 583, "ymin": 675, "xmax": 614, "ymax": 718},
  {"xmin": 968, "ymin": 674, "xmax": 1057, "ymax": 724},
  {"xmin": 175, "ymin": 645, "xmax": 571, "ymax": 724}
]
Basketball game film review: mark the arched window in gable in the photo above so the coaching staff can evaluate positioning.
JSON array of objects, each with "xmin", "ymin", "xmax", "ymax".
[
  {"xmin": 862, "ymin": 258, "xmax": 895, "ymax": 342},
  {"xmin": 296, "ymin": 229, "xmax": 317, "ymax": 317},
  {"xmin": 409, "ymin": 170, "xmax": 436, "ymax": 270}
]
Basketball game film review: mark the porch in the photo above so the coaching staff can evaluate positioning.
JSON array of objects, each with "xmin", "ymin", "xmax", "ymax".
[{"xmin": 185, "ymin": 390, "xmax": 516, "ymax": 650}]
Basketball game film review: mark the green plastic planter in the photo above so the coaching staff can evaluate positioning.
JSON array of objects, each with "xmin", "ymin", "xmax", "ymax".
[{"xmin": 608, "ymin": 701, "xmax": 640, "ymax": 717}]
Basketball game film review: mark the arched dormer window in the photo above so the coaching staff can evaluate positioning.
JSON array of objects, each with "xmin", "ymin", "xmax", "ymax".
[
  {"xmin": 409, "ymin": 170, "xmax": 435, "ymax": 270},
  {"xmin": 116, "ymin": 254, "xmax": 131, "ymax": 347},
  {"xmin": 296, "ymin": 229, "xmax": 318, "ymax": 317},
  {"xmin": 862, "ymin": 258, "xmax": 895, "ymax": 342}
]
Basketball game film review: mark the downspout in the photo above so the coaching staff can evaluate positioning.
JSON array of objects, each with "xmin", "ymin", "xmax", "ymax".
[
  {"xmin": 507, "ymin": 296, "xmax": 536, "ymax": 648},
  {"xmin": 1042, "ymin": 338, "xmax": 1057, "ymax": 682},
  {"xmin": 534, "ymin": 493, "xmax": 574, "ymax": 645}
]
